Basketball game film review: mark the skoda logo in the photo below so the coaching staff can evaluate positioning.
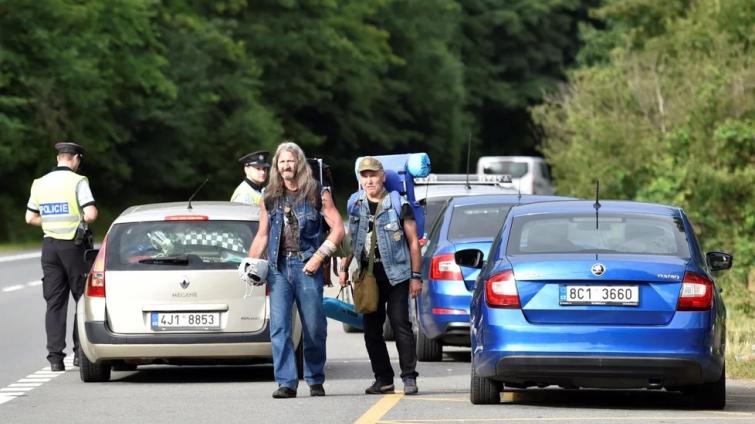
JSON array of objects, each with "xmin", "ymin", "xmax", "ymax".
[
  {"xmin": 179, "ymin": 277, "xmax": 190, "ymax": 289},
  {"xmin": 591, "ymin": 263, "xmax": 606, "ymax": 276}
]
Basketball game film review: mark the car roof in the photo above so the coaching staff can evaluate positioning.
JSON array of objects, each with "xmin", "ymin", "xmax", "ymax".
[
  {"xmin": 509, "ymin": 200, "xmax": 682, "ymax": 217},
  {"xmin": 114, "ymin": 201, "xmax": 260, "ymax": 224},
  {"xmin": 448, "ymin": 194, "xmax": 574, "ymax": 206},
  {"xmin": 477, "ymin": 155, "xmax": 545, "ymax": 162},
  {"xmin": 416, "ymin": 184, "xmax": 518, "ymax": 201}
]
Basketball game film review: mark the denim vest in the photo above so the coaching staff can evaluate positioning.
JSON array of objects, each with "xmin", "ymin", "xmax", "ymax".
[
  {"xmin": 348, "ymin": 191, "xmax": 411, "ymax": 285},
  {"xmin": 267, "ymin": 196, "xmax": 323, "ymax": 271}
]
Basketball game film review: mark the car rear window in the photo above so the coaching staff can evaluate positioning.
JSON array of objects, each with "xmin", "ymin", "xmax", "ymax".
[
  {"xmin": 423, "ymin": 198, "xmax": 450, "ymax": 234},
  {"xmin": 447, "ymin": 204, "xmax": 512, "ymax": 241},
  {"xmin": 482, "ymin": 161, "xmax": 528, "ymax": 178},
  {"xmin": 507, "ymin": 213, "xmax": 690, "ymax": 257},
  {"xmin": 105, "ymin": 220, "xmax": 257, "ymax": 270}
]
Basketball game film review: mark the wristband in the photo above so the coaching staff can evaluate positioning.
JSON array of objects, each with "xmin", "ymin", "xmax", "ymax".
[{"xmin": 411, "ymin": 271, "xmax": 422, "ymax": 279}]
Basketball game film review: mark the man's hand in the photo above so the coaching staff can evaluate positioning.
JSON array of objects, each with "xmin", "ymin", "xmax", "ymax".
[
  {"xmin": 409, "ymin": 278, "xmax": 422, "ymax": 298},
  {"xmin": 303, "ymin": 255, "xmax": 322, "ymax": 276},
  {"xmin": 338, "ymin": 270, "xmax": 349, "ymax": 287}
]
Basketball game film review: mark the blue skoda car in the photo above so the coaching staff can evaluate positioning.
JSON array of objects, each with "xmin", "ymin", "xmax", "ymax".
[
  {"xmin": 464, "ymin": 200, "xmax": 733, "ymax": 408},
  {"xmin": 416, "ymin": 194, "xmax": 572, "ymax": 361}
]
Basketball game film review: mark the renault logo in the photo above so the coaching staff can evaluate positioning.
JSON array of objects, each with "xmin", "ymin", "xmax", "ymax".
[
  {"xmin": 591, "ymin": 263, "xmax": 606, "ymax": 276},
  {"xmin": 179, "ymin": 277, "xmax": 190, "ymax": 289}
]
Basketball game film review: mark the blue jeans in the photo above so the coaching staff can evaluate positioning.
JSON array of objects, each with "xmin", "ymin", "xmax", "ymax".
[{"xmin": 269, "ymin": 255, "xmax": 327, "ymax": 389}]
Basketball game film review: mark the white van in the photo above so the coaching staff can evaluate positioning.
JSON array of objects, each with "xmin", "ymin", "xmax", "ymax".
[{"xmin": 476, "ymin": 156, "xmax": 555, "ymax": 195}]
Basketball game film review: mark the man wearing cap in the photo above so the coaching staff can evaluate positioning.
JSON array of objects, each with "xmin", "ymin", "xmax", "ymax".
[
  {"xmin": 338, "ymin": 156, "xmax": 422, "ymax": 395},
  {"xmin": 231, "ymin": 150, "xmax": 270, "ymax": 205},
  {"xmin": 25, "ymin": 142, "xmax": 98, "ymax": 372}
]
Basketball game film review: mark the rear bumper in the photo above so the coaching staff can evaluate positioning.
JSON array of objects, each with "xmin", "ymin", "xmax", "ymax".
[
  {"xmin": 472, "ymin": 309, "xmax": 724, "ymax": 387},
  {"xmin": 490, "ymin": 356, "xmax": 702, "ymax": 388},
  {"xmin": 81, "ymin": 320, "xmax": 273, "ymax": 361}
]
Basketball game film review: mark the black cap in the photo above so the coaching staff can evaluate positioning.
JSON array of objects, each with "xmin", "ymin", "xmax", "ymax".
[
  {"xmin": 238, "ymin": 150, "xmax": 270, "ymax": 168},
  {"xmin": 54, "ymin": 142, "xmax": 86, "ymax": 156}
]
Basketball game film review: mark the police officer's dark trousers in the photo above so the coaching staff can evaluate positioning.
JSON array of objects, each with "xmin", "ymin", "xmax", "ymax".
[{"xmin": 41, "ymin": 237, "xmax": 87, "ymax": 363}]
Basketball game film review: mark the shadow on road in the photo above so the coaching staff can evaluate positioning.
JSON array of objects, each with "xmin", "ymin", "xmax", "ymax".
[{"xmin": 112, "ymin": 364, "xmax": 275, "ymax": 384}]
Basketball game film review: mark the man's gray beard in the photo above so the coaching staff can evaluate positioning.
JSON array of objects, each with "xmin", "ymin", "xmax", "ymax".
[{"xmin": 282, "ymin": 174, "xmax": 295, "ymax": 181}]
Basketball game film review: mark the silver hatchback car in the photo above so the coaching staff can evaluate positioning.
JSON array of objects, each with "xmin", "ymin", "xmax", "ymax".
[{"xmin": 77, "ymin": 201, "xmax": 302, "ymax": 382}]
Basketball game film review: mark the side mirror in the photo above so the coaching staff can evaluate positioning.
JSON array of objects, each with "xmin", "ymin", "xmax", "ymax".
[
  {"xmin": 706, "ymin": 251, "xmax": 733, "ymax": 272},
  {"xmin": 455, "ymin": 249, "xmax": 485, "ymax": 269},
  {"xmin": 84, "ymin": 249, "xmax": 100, "ymax": 266}
]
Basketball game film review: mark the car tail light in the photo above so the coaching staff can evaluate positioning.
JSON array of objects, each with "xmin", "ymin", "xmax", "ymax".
[
  {"xmin": 485, "ymin": 270, "xmax": 519, "ymax": 308},
  {"xmin": 86, "ymin": 236, "xmax": 108, "ymax": 298},
  {"xmin": 677, "ymin": 272, "xmax": 713, "ymax": 311},
  {"xmin": 430, "ymin": 253, "xmax": 462, "ymax": 281},
  {"xmin": 165, "ymin": 215, "xmax": 209, "ymax": 221}
]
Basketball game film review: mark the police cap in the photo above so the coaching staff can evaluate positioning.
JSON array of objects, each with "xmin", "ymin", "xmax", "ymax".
[
  {"xmin": 54, "ymin": 142, "xmax": 86, "ymax": 156},
  {"xmin": 238, "ymin": 150, "xmax": 270, "ymax": 168}
]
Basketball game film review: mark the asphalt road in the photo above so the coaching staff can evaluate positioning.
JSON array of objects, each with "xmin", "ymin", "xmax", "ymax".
[{"xmin": 1, "ymin": 251, "xmax": 754, "ymax": 424}]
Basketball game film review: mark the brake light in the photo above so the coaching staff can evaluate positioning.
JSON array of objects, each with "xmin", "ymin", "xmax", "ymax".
[
  {"xmin": 86, "ymin": 236, "xmax": 108, "ymax": 297},
  {"xmin": 165, "ymin": 215, "xmax": 209, "ymax": 221},
  {"xmin": 677, "ymin": 272, "xmax": 713, "ymax": 311},
  {"xmin": 430, "ymin": 253, "xmax": 462, "ymax": 280},
  {"xmin": 485, "ymin": 270, "xmax": 519, "ymax": 308}
]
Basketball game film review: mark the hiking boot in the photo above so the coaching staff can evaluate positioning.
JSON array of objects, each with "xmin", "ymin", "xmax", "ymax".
[
  {"xmin": 365, "ymin": 380, "xmax": 395, "ymax": 395},
  {"xmin": 309, "ymin": 384, "xmax": 326, "ymax": 397},
  {"xmin": 272, "ymin": 386, "xmax": 297, "ymax": 399},
  {"xmin": 403, "ymin": 377, "xmax": 418, "ymax": 395}
]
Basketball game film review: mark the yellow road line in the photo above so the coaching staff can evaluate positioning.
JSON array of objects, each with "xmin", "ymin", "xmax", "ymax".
[
  {"xmin": 379, "ymin": 417, "xmax": 755, "ymax": 423},
  {"xmin": 354, "ymin": 393, "xmax": 404, "ymax": 424}
]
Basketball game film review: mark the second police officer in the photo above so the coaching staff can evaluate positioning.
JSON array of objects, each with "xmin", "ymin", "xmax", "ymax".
[{"xmin": 231, "ymin": 150, "xmax": 270, "ymax": 205}]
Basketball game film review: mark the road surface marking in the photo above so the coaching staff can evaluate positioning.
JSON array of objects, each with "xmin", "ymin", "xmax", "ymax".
[
  {"xmin": 355, "ymin": 393, "xmax": 404, "ymax": 424},
  {"xmin": 2, "ymin": 285, "xmax": 24, "ymax": 293},
  {"xmin": 0, "ymin": 359, "xmax": 73, "ymax": 406},
  {"xmin": 27, "ymin": 280, "xmax": 42, "ymax": 287},
  {"xmin": 0, "ymin": 252, "xmax": 40, "ymax": 263},
  {"xmin": 378, "ymin": 416, "xmax": 755, "ymax": 422}
]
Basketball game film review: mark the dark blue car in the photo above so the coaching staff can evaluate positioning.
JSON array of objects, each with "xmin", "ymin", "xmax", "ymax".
[
  {"xmin": 416, "ymin": 194, "xmax": 572, "ymax": 361},
  {"xmin": 463, "ymin": 200, "xmax": 733, "ymax": 408}
]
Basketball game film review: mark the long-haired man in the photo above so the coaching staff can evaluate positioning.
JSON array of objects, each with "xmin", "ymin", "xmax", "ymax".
[{"xmin": 248, "ymin": 141, "xmax": 344, "ymax": 398}]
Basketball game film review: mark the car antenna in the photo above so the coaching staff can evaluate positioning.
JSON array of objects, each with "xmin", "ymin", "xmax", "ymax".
[
  {"xmin": 593, "ymin": 179, "xmax": 601, "ymax": 230},
  {"xmin": 187, "ymin": 177, "xmax": 209, "ymax": 210},
  {"xmin": 464, "ymin": 131, "xmax": 472, "ymax": 190}
]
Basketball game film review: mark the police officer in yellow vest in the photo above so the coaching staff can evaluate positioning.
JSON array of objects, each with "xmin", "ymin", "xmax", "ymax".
[
  {"xmin": 231, "ymin": 150, "xmax": 270, "ymax": 205},
  {"xmin": 25, "ymin": 142, "xmax": 98, "ymax": 372}
]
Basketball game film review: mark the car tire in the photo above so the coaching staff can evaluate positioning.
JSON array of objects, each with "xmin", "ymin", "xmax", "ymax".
[
  {"xmin": 79, "ymin": 349, "xmax": 111, "ymax": 383},
  {"xmin": 686, "ymin": 365, "xmax": 726, "ymax": 410},
  {"xmin": 416, "ymin": 325, "xmax": 442, "ymax": 362},
  {"xmin": 296, "ymin": 336, "xmax": 304, "ymax": 380},
  {"xmin": 470, "ymin": 357, "xmax": 501, "ymax": 404},
  {"xmin": 383, "ymin": 316, "xmax": 394, "ymax": 341}
]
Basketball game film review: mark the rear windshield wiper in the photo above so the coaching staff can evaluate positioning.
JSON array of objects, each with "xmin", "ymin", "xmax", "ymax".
[{"xmin": 138, "ymin": 255, "xmax": 189, "ymax": 265}]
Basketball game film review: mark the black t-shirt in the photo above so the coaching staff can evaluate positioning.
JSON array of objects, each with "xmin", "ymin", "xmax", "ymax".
[{"xmin": 360, "ymin": 199, "xmax": 414, "ymax": 282}]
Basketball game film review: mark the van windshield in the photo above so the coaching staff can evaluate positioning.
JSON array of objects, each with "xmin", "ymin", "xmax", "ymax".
[{"xmin": 482, "ymin": 161, "xmax": 528, "ymax": 178}]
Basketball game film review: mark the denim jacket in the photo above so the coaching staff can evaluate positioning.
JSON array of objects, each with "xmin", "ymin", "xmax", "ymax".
[
  {"xmin": 348, "ymin": 190, "xmax": 411, "ymax": 285},
  {"xmin": 267, "ymin": 196, "xmax": 323, "ymax": 271}
]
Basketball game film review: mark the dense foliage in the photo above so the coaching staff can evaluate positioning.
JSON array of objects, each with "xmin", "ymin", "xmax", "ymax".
[
  {"xmin": 533, "ymin": 0, "xmax": 755, "ymax": 314},
  {"xmin": 1, "ymin": 0, "xmax": 588, "ymax": 240}
]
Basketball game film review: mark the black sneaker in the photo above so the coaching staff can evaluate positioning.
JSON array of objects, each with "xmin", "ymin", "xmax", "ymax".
[
  {"xmin": 73, "ymin": 354, "xmax": 80, "ymax": 368},
  {"xmin": 309, "ymin": 384, "xmax": 325, "ymax": 397},
  {"xmin": 272, "ymin": 386, "xmax": 297, "ymax": 399},
  {"xmin": 365, "ymin": 380, "xmax": 395, "ymax": 395},
  {"xmin": 50, "ymin": 361, "xmax": 65, "ymax": 372},
  {"xmin": 403, "ymin": 378, "xmax": 418, "ymax": 395}
]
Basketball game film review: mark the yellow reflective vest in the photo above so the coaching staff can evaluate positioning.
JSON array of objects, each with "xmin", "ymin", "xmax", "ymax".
[
  {"xmin": 230, "ymin": 180, "xmax": 263, "ymax": 205},
  {"xmin": 29, "ymin": 170, "xmax": 87, "ymax": 240}
]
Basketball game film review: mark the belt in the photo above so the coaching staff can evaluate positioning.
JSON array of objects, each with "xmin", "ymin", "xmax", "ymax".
[{"xmin": 284, "ymin": 251, "xmax": 305, "ymax": 259}]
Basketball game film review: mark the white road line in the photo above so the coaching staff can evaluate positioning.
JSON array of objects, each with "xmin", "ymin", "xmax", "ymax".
[
  {"xmin": 0, "ymin": 252, "xmax": 40, "ymax": 263},
  {"xmin": 27, "ymin": 280, "xmax": 42, "ymax": 287},
  {"xmin": 2, "ymin": 285, "xmax": 24, "ymax": 293},
  {"xmin": 0, "ymin": 362, "xmax": 74, "ymax": 407}
]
